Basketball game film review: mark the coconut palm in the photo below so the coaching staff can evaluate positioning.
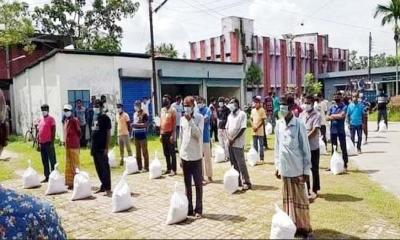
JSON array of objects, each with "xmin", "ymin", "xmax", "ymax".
[{"xmin": 374, "ymin": 0, "xmax": 400, "ymax": 95}]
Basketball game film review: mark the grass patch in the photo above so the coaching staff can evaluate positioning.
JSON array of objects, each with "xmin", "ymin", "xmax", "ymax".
[{"xmin": 369, "ymin": 111, "xmax": 400, "ymax": 122}]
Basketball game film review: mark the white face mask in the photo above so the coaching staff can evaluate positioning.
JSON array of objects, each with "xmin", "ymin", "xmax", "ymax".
[
  {"xmin": 228, "ymin": 103, "xmax": 236, "ymax": 112},
  {"xmin": 93, "ymin": 108, "xmax": 100, "ymax": 114},
  {"xmin": 218, "ymin": 102, "xmax": 224, "ymax": 107},
  {"xmin": 42, "ymin": 111, "xmax": 48, "ymax": 117},
  {"xmin": 184, "ymin": 106, "xmax": 193, "ymax": 115},
  {"xmin": 305, "ymin": 104, "xmax": 313, "ymax": 112},
  {"xmin": 134, "ymin": 106, "xmax": 140, "ymax": 112},
  {"xmin": 280, "ymin": 105, "xmax": 289, "ymax": 117},
  {"xmin": 65, "ymin": 111, "xmax": 72, "ymax": 118},
  {"xmin": 198, "ymin": 103, "xmax": 205, "ymax": 109},
  {"xmin": 117, "ymin": 108, "xmax": 122, "ymax": 113}
]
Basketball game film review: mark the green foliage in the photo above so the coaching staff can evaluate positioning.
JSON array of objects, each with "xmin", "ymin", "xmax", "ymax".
[
  {"xmin": 0, "ymin": 0, "xmax": 35, "ymax": 48},
  {"xmin": 245, "ymin": 62, "xmax": 262, "ymax": 86},
  {"xmin": 303, "ymin": 73, "xmax": 322, "ymax": 95},
  {"xmin": 146, "ymin": 42, "xmax": 178, "ymax": 58},
  {"xmin": 349, "ymin": 50, "xmax": 400, "ymax": 70},
  {"xmin": 32, "ymin": 0, "xmax": 140, "ymax": 52}
]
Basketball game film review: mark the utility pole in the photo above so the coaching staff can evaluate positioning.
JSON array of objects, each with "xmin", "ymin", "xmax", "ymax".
[{"xmin": 368, "ymin": 32, "xmax": 372, "ymax": 83}]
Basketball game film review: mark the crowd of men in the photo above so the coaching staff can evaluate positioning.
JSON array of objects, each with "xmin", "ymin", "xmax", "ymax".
[{"xmin": 33, "ymin": 88, "xmax": 390, "ymax": 238}]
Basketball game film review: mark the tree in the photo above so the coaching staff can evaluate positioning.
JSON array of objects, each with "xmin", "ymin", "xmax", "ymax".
[
  {"xmin": 303, "ymin": 73, "xmax": 322, "ymax": 96},
  {"xmin": 374, "ymin": 0, "xmax": 400, "ymax": 95},
  {"xmin": 146, "ymin": 43, "xmax": 178, "ymax": 58},
  {"xmin": 32, "ymin": 0, "xmax": 140, "ymax": 52},
  {"xmin": 245, "ymin": 62, "xmax": 262, "ymax": 95}
]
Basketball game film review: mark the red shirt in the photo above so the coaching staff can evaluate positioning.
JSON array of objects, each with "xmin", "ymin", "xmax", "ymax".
[
  {"xmin": 38, "ymin": 116, "xmax": 55, "ymax": 144},
  {"xmin": 64, "ymin": 117, "xmax": 81, "ymax": 148}
]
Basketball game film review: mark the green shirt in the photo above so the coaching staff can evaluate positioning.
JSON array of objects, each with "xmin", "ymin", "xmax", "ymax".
[{"xmin": 273, "ymin": 97, "xmax": 280, "ymax": 114}]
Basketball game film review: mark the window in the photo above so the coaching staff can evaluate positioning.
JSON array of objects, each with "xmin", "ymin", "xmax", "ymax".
[{"xmin": 68, "ymin": 90, "xmax": 90, "ymax": 109}]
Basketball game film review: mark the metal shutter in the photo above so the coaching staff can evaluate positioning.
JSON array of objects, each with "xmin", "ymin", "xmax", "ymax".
[{"xmin": 120, "ymin": 77, "xmax": 151, "ymax": 119}]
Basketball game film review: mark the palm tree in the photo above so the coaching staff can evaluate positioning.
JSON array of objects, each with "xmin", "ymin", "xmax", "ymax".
[{"xmin": 374, "ymin": 0, "xmax": 400, "ymax": 95}]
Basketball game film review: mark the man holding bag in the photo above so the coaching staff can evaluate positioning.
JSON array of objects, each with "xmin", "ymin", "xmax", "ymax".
[{"xmin": 274, "ymin": 94, "xmax": 312, "ymax": 238}]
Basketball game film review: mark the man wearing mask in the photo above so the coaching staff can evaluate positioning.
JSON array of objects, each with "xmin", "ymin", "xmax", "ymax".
[
  {"xmin": 327, "ymin": 92, "xmax": 348, "ymax": 171},
  {"xmin": 359, "ymin": 92, "xmax": 370, "ymax": 143},
  {"xmin": 179, "ymin": 96, "xmax": 204, "ymax": 218},
  {"xmin": 226, "ymin": 98, "xmax": 252, "ymax": 191},
  {"xmin": 304, "ymin": 95, "xmax": 321, "ymax": 199},
  {"xmin": 74, "ymin": 99, "xmax": 87, "ymax": 148},
  {"xmin": 63, "ymin": 104, "xmax": 81, "ymax": 190},
  {"xmin": 347, "ymin": 93, "xmax": 364, "ymax": 154},
  {"xmin": 198, "ymin": 97, "xmax": 213, "ymax": 184},
  {"xmin": 160, "ymin": 95, "xmax": 177, "ymax": 176},
  {"xmin": 37, "ymin": 104, "xmax": 57, "ymax": 183},
  {"xmin": 171, "ymin": 96, "xmax": 184, "ymax": 152},
  {"xmin": 314, "ymin": 93, "xmax": 328, "ymax": 150},
  {"xmin": 376, "ymin": 89, "xmax": 389, "ymax": 131},
  {"xmin": 91, "ymin": 100, "xmax": 112, "ymax": 196},
  {"xmin": 251, "ymin": 96, "xmax": 267, "ymax": 162},
  {"xmin": 132, "ymin": 100, "xmax": 149, "ymax": 172},
  {"xmin": 209, "ymin": 97, "xmax": 218, "ymax": 143},
  {"xmin": 217, "ymin": 97, "xmax": 230, "ymax": 161},
  {"xmin": 116, "ymin": 103, "xmax": 132, "ymax": 166},
  {"xmin": 274, "ymin": 94, "xmax": 312, "ymax": 237}
]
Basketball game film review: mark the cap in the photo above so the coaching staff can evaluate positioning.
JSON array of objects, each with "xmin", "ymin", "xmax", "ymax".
[
  {"xmin": 254, "ymin": 96, "xmax": 262, "ymax": 102},
  {"xmin": 63, "ymin": 104, "xmax": 73, "ymax": 111}
]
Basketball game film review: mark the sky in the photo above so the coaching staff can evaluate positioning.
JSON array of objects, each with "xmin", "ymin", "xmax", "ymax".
[{"xmin": 27, "ymin": 0, "xmax": 397, "ymax": 57}]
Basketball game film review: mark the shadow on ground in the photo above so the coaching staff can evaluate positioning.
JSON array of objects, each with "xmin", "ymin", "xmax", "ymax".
[
  {"xmin": 366, "ymin": 141, "xmax": 390, "ymax": 144},
  {"xmin": 361, "ymin": 150, "xmax": 386, "ymax": 154},
  {"xmin": 319, "ymin": 193, "xmax": 363, "ymax": 202},
  {"xmin": 202, "ymin": 213, "xmax": 247, "ymax": 223},
  {"xmin": 349, "ymin": 169, "xmax": 380, "ymax": 174},
  {"xmin": 313, "ymin": 228, "xmax": 361, "ymax": 239}
]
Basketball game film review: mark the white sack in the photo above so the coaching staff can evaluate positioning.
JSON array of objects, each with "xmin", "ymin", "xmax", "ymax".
[
  {"xmin": 112, "ymin": 172, "xmax": 134, "ymax": 213},
  {"xmin": 149, "ymin": 152, "xmax": 162, "ymax": 179},
  {"xmin": 223, "ymin": 167, "xmax": 239, "ymax": 194},
  {"xmin": 22, "ymin": 159, "xmax": 41, "ymax": 189},
  {"xmin": 166, "ymin": 182, "xmax": 189, "ymax": 225},
  {"xmin": 125, "ymin": 156, "xmax": 139, "ymax": 174},
  {"xmin": 108, "ymin": 148, "xmax": 117, "ymax": 168},
  {"xmin": 214, "ymin": 145, "xmax": 226, "ymax": 163},
  {"xmin": 330, "ymin": 148, "xmax": 345, "ymax": 175},
  {"xmin": 247, "ymin": 147, "xmax": 259, "ymax": 167},
  {"xmin": 269, "ymin": 204, "xmax": 297, "ymax": 239},
  {"xmin": 71, "ymin": 169, "xmax": 92, "ymax": 200},
  {"xmin": 45, "ymin": 163, "xmax": 67, "ymax": 195}
]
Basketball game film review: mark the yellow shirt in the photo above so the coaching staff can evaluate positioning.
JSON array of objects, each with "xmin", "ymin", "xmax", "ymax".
[
  {"xmin": 117, "ymin": 112, "xmax": 130, "ymax": 136},
  {"xmin": 251, "ymin": 107, "xmax": 266, "ymax": 136}
]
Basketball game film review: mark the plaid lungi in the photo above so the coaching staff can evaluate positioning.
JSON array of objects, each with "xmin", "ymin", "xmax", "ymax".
[
  {"xmin": 282, "ymin": 176, "xmax": 312, "ymax": 233},
  {"xmin": 65, "ymin": 148, "xmax": 80, "ymax": 188}
]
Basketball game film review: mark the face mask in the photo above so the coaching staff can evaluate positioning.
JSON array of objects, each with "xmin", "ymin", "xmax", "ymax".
[
  {"xmin": 280, "ymin": 105, "xmax": 289, "ymax": 117},
  {"xmin": 359, "ymin": 93, "xmax": 363, "ymax": 98},
  {"xmin": 228, "ymin": 103, "xmax": 236, "ymax": 112},
  {"xmin": 218, "ymin": 102, "xmax": 224, "ymax": 107},
  {"xmin": 301, "ymin": 104, "xmax": 306, "ymax": 110},
  {"xmin": 305, "ymin": 104, "xmax": 313, "ymax": 112},
  {"xmin": 117, "ymin": 108, "xmax": 122, "ymax": 113},
  {"xmin": 198, "ymin": 103, "xmax": 205, "ymax": 109},
  {"xmin": 65, "ymin": 111, "xmax": 72, "ymax": 118},
  {"xmin": 93, "ymin": 108, "xmax": 100, "ymax": 114},
  {"xmin": 134, "ymin": 106, "xmax": 140, "ymax": 112},
  {"xmin": 42, "ymin": 111, "xmax": 48, "ymax": 117},
  {"xmin": 184, "ymin": 106, "xmax": 193, "ymax": 115}
]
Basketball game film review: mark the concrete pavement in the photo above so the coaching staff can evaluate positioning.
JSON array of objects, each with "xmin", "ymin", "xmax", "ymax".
[{"xmin": 352, "ymin": 122, "xmax": 400, "ymax": 198}]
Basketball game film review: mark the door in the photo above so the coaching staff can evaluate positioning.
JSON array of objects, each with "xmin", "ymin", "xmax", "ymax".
[{"xmin": 120, "ymin": 77, "xmax": 151, "ymax": 118}]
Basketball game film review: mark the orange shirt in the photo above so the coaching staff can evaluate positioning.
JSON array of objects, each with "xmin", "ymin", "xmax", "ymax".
[{"xmin": 160, "ymin": 107, "xmax": 176, "ymax": 134}]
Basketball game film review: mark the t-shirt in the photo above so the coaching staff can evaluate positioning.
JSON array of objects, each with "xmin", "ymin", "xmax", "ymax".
[
  {"xmin": 305, "ymin": 110, "xmax": 321, "ymax": 151},
  {"xmin": 251, "ymin": 107, "xmax": 266, "ymax": 136},
  {"xmin": 226, "ymin": 110, "xmax": 247, "ymax": 148},
  {"xmin": 116, "ymin": 112, "xmax": 130, "ymax": 136},
  {"xmin": 199, "ymin": 106, "xmax": 211, "ymax": 143},
  {"xmin": 377, "ymin": 93, "xmax": 389, "ymax": 110},
  {"xmin": 64, "ymin": 117, "xmax": 81, "ymax": 149},
  {"xmin": 133, "ymin": 111, "xmax": 148, "ymax": 140},
  {"xmin": 91, "ymin": 114, "xmax": 111, "ymax": 151},
  {"xmin": 273, "ymin": 96, "xmax": 280, "ymax": 114},
  {"xmin": 160, "ymin": 107, "xmax": 176, "ymax": 134},
  {"xmin": 347, "ymin": 102, "xmax": 364, "ymax": 126},
  {"xmin": 38, "ymin": 116, "xmax": 55, "ymax": 144},
  {"xmin": 171, "ymin": 102, "xmax": 184, "ymax": 127},
  {"xmin": 328, "ymin": 103, "xmax": 347, "ymax": 135}
]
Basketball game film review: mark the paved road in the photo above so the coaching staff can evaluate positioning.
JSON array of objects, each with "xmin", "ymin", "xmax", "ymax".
[{"xmin": 352, "ymin": 122, "xmax": 400, "ymax": 198}]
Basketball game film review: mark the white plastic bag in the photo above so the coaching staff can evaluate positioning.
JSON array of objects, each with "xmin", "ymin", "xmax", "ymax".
[
  {"xmin": 247, "ymin": 147, "xmax": 259, "ymax": 167},
  {"xmin": 71, "ymin": 169, "xmax": 92, "ymax": 200},
  {"xmin": 345, "ymin": 124, "xmax": 351, "ymax": 137},
  {"xmin": 378, "ymin": 120, "xmax": 387, "ymax": 133},
  {"xmin": 330, "ymin": 148, "xmax": 345, "ymax": 175},
  {"xmin": 166, "ymin": 182, "xmax": 189, "ymax": 225},
  {"xmin": 223, "ymin": 167, "xmax": 239, "ymax": 194},
  {"xmin": 108, "ymin": 148, "xmax": 117, "ymax": 168},
  {"xmin": 45, "ymin": 163, "xmax": 67, "ymax": 195},
  {"xmin": 214, "ymin": 145, "xmax": 225, "ymax": 163},
  {"xmin": 125, "ymin": 156, "xmax": 139, "ymax": 174},
  {"xmin": 149, "ymin": 152, "xmax": 162, "ymax": 179},
  {"xmin": 22, "ymin": 159, "xmax": 41, "ymax": 189},
  {"xmin": 346, "ymin": 137, "xmax": 357, "ymax": 156},
  {"xmin": 269, "ymin": 204, "xmax": 297, "ymax": 239},
  {"xmin": 266, "ymin": 122, "xmax": 273, "ymax": 135},
  {"xmin": 319, "ymin": 137, "xmax": 328, "ymax": 155},
  {"xmin": 112, "ymin": 172, "xmax": 133, "ymax": 213}
]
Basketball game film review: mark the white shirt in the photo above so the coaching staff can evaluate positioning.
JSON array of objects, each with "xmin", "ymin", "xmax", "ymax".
[
  {"xmin": 314, "ymin": 101, "xmax": 327, "ymax": 126},
  {"xmin": 171, "ymin": 102, "xmax": 183, "ymax": 127},
  {"xmin": 179, "ymin": 112, "xmax": 204, "ymax": 161},
  {"xmin": 226, "ymin": 109, "xmax": 247, "ymax": 148}
]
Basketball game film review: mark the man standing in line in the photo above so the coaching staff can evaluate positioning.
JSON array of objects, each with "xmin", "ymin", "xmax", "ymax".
[
  {"xmin": 116, "ymin": 103, "xmax": 132, "ymax": 166},
  {"xmin": 198, "ymin": 97, "xmax": 213, "ymax": 184},
  {"xmin": 75, "ymin": 99, "xmax": 87, "ymax": 148},
  {"xmin": 327, "ymin": 92, "xmax": 348, "ymax": 171},
  {"xmin": 63, "ymin": 104, "xmax": 81, "ymax": 190},
  {"xmin": 160, "ymin": 95, "xmax": 177, "ymax": 176},
  {"xmin": 264, "ymin": 91, "xmax": 275, "ymax": 132},
  {"xmin": 91, "ymin": 100, "xmax": 112, "ymax": 196},
  {"xmin": 226, "ymin": 98, "xmax": 252, "ymax": 191},
  {"xmin": 217, "ymin": 97, "xmax": 230, "ymax": 161},
  {"xmin": 304, "ymin": 95, "xmax": 321, "ymax": 199},
  {"xmin": 209, "ymin": 97, "xmax": 219, "ymax": 143},
  {"xmin": 347, "ymin": 93, "xmax": 364, "ymax": 154},
  {"xmin": 87, "ymin": 96, "xmax": 96, "ymax": 145},
  {"xmin": 274, "ymin": 94, "xmax": 312, "ymax": 237},
  {"xmin": 314, "ymin": 93, "xmax": 328, "ymax": 150},
  {"xmin": 376, "ymin": 88, "xmax": 389, "ymax": 131},
  {"xmin": 251, "ymin": 96, "xmax": 267, "ymax": 163},
  {"xmin": 272, "ymin": 92, "xmax": 280, "ymax": 133},
  {"xmin": 132, "ymin": 100, "xmax": 149, "ymax": 172},
  {"xmin": 171, "ymin": 96, "xmax": 184, "ymax": 152},
  {"xmin": 37, "ymin": 104, "xmax": 57, "ymax": 183},
  {"xmin": 179, "ymin": 96, "xmax": 204, "ymax": 219}
]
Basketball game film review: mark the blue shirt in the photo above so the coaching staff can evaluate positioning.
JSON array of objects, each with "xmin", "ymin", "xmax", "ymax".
[
  {"xmin": 198, "ymin": 106, "xmax": 211, "ymax": 143},
  {"xmin": 328, "ymin": 103, "xmax": 347, "ymax": 134},
  {"xmin": 274, "ymin": 117, "xmax": 311, "ymax": 177},
  {"xmin": 347, "ymin": 102, "xmax": 364, "ymax": 126}
]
